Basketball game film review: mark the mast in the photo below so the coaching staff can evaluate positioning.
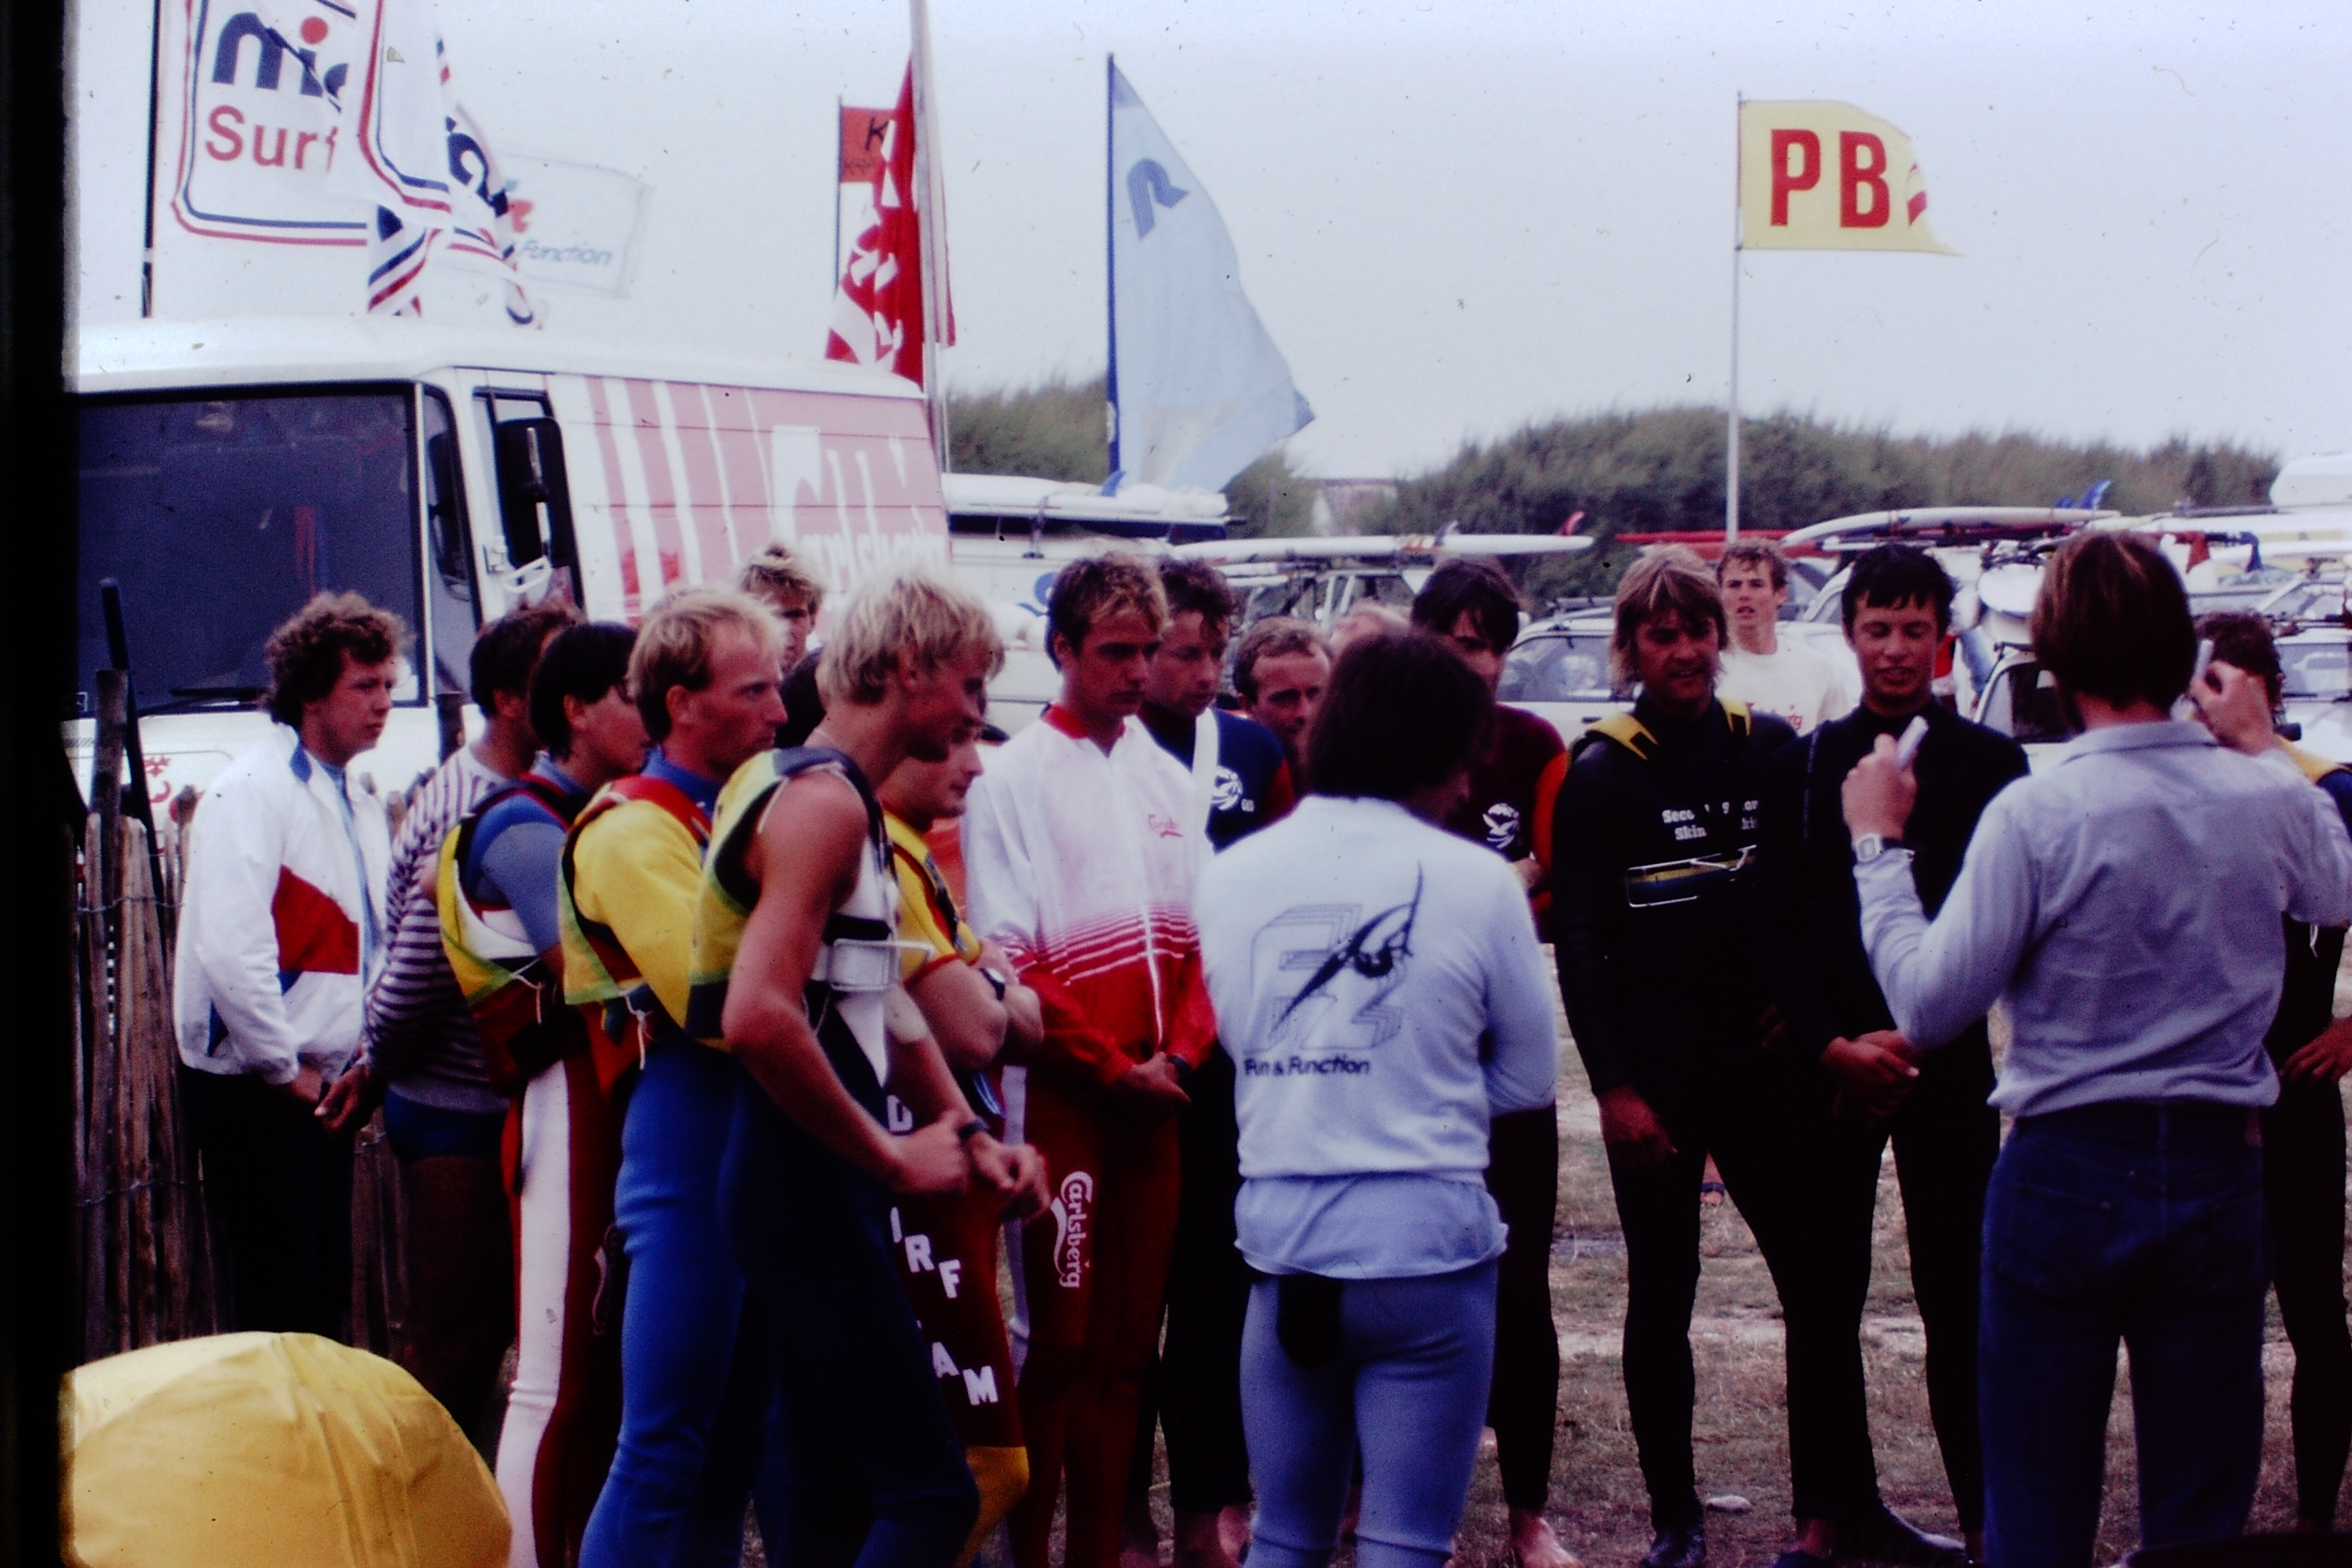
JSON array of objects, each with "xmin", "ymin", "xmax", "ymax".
[
  {"xmin": 1104, "ymin": 54, "xmax": 1120, "ymax": 491},
  {"xmin": 909, "ymin": 0, "xmax": 951, "ymax": 468}
]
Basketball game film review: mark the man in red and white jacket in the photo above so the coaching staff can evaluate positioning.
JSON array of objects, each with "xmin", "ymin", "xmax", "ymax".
[
  {"xmin": 962, "ymin": 554, "xmax": 1217, "ymax": 1568},
  {"xmin": 175, "ymin": 592, "xmax": 401, "ymax": 1338}
]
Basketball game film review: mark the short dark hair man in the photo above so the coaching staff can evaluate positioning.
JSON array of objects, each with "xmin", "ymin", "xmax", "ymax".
[
  {"xmin": 176, "ymin": 591, "xmax": 403, "ymax": 1337},
  {"xmin": 441, "ymin": 619, "xmax": 647, "ymax": 1568},
  {"xmin": 1552, "ymin": 548, "xmax": 1854, "ymax": 1568},
  {"xmin": 2194, "ymin": 610, "xmax": 2352, "ymax": 1534},
  {"xmin": 1411, "ymin": 555, "xmax": 1574, "ymax": 1568},
  {"xmin": 319, "ymin": 598, "xmax": 575, "ymax": 1436},
  {"xmin": 1131, "ymin": 559, "xmax": 1295, "ymax": 1568},
  {"xmin": 963, "ymin": 552, "xmax": 1221, "ymax": 1568},
  {"xmin": 1756, "ymin": 544, "xmax": 2023, "ymax": 1564},
  {"xmin": 1141, "ymin": 559, "xmax": 1295, "ymax": 849}
]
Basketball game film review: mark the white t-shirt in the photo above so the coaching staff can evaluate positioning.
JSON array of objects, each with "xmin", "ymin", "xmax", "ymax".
[{"xmin": 1718, "ymin": 640, "xmax": 1853, "ymax": 735}]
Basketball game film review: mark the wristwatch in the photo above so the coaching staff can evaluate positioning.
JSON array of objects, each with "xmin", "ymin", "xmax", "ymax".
[
  {"xmin": 1853, "ymin": 833, "xmax": 1907, "ymax": 864},
  {"xmin": 978, "ymin": 965, "xmax": 1010, "ymax": 1002}
]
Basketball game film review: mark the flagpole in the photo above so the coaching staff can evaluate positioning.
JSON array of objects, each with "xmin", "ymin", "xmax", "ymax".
[
  {"xmin": 842, "ymin": 95, "xmax": 851, "ymax": 301},
  {"xmin": 1103, "ymin": 53, "xmax": 1120, "ymax": 491},
  {"xmin": 1726, "ymin": 91, "xmax": 1742, "ymax": 542},
  {"xmin": 909, "ymin": 0, "xmax": 951, "ymax": 469},
  {"xmin": 140, "ymin": 0, "xmax": 167, "ymax": 315}
]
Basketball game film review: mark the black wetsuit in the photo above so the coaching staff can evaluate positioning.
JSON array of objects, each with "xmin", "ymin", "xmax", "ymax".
[
  {"xmin": 1554, "ymin": 694, "xmax": 1873, "ymax": 1530},
  {"xmin": 1756, "ymin": 698, "xmax": 2028, "ymax": 1536}
]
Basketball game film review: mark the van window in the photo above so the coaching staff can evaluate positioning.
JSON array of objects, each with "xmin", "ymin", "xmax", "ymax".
[
  {"xmin": 422, "ymin": 389, "xmax": 478, "ymax": 700},
  {"xmin": 1500, "ymin": 631, "xmax": 1619, "ymax": 704},
  {"xmin": 77, "ymin": 388, "xmax": 423, "ymax": 715}
]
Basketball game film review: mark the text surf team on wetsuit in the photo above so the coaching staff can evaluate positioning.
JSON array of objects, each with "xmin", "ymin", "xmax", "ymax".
[{"xmin": 174, "ymin": 525, "xmax": 2352, "ymax": 1568}]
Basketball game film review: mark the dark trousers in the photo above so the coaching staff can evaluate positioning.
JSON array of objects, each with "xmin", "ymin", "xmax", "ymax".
[
  {"xmin": 181, "ymin": 1065, "xmax": 353, "ymax": 1338},
  {"xmin": 721, "ymin": 1068, "xmax": 978, "ymax": 1568},
  {"xmin": 383, "ymin": 1092, "xmax": 514, "ymax": 1444},
  {"xmin": 2263, "ymin": 1077, "xmax": 2352, "ymax": 1526},
  {"xmin": 1979, "ymin": 1104, "xmax": 2268, "ymax": 1568},
  {"xmin": 1607, "ymin": 1054, "xmax": 1871, "ymax": 1529},
  {"xmin": 1128, "ymin": 1047, "xmax": 1256, "ymax": 1516},
  {"xmin": 1486, "ymin": 1105, "xmax": 1561, "ymax": 1513},
  {"xmin": 1822, "ymin": 1040, "xmax": 1998, "ymax": 1533}
]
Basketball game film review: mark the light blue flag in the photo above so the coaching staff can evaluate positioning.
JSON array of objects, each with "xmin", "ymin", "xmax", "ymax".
[{"xmin": 1108, "ymin": 60, "xmax": 1312, "ymax": 494}]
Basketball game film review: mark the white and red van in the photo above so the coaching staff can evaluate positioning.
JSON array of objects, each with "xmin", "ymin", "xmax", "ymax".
[{"xmin": 69, "ymin": 315, "xmax": 955, "ymax": 806}]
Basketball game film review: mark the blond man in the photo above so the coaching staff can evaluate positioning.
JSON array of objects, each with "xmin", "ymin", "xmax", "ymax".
[
  {"xmin": 736, "ymin": 543, "xmax": 826, "ymax": 673},
  {"xmin": 690, "ymin": 568, "xmax": 1045, "ymax": 1566},
  {"xmin": 569, "ymin": 589, "xmax": 792, "ymax": 1568},
  {"xmin": 1715, "ymin": 540, "xmax": 1852, "ymax": 735}
]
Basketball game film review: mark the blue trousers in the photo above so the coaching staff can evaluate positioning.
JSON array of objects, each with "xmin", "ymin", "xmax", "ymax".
[
  {"xmin": 719, "ymin": 1069, "xmax": 977, "ymax": 1568},
  {"xmin": 1238, "ymin": 1263, "xmax": 1499, "ymax": 1568},
  {"xmin": 580, "ymin": 1044, "xmax": 786, "ymax": 1568},
  {"xmin": 1979, "ymin": 1102, "xmax": 2268, "ymax": 1568}
]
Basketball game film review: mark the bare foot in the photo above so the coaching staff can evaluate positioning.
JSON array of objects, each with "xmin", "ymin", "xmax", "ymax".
[
  {"xmin": 1120, "ymin": 1492, "xmax": 1161, "ymax": 1568},
  {"xmin": 1174, "ymin": 1508, "xmax": 1243, "ymax": 1568},
  {"xmin": 1216, "ymin": 1504, "xmax": 1252, "ymax": 1563},
  {"xmin": 1509, "ymin": 1508, "xmax": 1582, "ymax": 1568}
]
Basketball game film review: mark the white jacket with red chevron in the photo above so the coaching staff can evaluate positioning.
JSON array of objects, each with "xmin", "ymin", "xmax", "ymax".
[
  {"xmin": 962, "ymin": 707, "xmax": 1218, "ymax": 1087},
  {"xmin": 174, "ymin": 724, "xmax": 391, "ymax": 1085}
]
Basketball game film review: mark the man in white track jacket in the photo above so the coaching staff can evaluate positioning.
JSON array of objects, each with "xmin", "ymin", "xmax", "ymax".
[
  {"xmin": 962, "ymin": 554, "xmax": 1217, "ymax": 1568},
  {"xmin": 175, "ymin": 592, "xmax": 401, "ymax": 1336}
]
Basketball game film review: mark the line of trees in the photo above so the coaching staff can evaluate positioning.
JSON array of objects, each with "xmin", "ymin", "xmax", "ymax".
[
  {"xmin": 945, "ymin": 378, "xmax": 2278, "ymax": 598},
  {"xmin": 947, "ymin": 375, "xmax": 1317, "ymax": 537},
  {"xmin": 1362, "ymin": 408, "xmax": 2279, "ymax": 597}
]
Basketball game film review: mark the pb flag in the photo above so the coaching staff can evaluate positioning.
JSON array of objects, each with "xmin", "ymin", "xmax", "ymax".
[
  {"xmin": 1108, "ymin": 60, "xmax": 1311, "ymax": 494},
  {"xmin": 1739, "ymin": 100, "xmax": 1956, "ymax": 254}
]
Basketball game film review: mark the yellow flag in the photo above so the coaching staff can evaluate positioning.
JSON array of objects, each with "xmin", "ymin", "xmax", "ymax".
[{"xmin": 1739, "ymin": 101, "xmax": 1956, "ymax": 254}]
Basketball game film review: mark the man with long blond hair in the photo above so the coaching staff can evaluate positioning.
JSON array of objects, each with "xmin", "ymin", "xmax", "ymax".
[{"xmin": 1553, "ymin": 548, "xmax": 1860, "ymax": 1568}]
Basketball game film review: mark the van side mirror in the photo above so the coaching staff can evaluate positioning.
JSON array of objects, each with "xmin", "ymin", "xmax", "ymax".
[{"xmin": 493, "ymin": 417, "xmax": 577, "ymax": 579}]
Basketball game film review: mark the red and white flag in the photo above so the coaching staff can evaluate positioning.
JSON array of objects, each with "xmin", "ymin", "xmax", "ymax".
[{"xmin": 824, "ymin": 65, "xmax": 951, "ymax": 384}]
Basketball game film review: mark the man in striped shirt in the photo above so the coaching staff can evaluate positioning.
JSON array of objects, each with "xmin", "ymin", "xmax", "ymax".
[{"xmin": 323, "ymin": 600, "xmax": 576, "ymax": 1439}]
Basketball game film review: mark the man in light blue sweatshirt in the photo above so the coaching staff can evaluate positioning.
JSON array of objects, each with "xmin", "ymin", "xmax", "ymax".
[
  {"xmin": 1843, "ymin": 532, "xmax": 2352, "ymax": 1568},
  {"xmin": 1194, "ymin": 632, "xmax": 1560, "ymax": 1568}
]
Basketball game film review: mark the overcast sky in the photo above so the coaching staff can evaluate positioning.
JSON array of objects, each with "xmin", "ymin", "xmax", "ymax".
[{"xmin": 74, "ymin": 0, "xmax": 2352, "ymax": 481}]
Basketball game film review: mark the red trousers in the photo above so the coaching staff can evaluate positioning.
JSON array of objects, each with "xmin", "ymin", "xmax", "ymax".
[{"xmin": 1008, "ymin": 1067, "xmax": 1182, "ymax": 1568}]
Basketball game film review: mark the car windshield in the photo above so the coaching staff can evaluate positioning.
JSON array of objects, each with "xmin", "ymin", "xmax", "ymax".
[
  {"xmin": 77, "ymin": 389, "xmax": 421, "ymax": 716},
  {"xmin": 2283, "ymin": 640, "xmax": 2352, "ymax": 701},
  {"xmin": 1978, "ymin": 657, "xmax": 2083, "ymax": 746},
  {"xmin": 1500, "ymin": 631, "xmax": 1618, "ymax": 703}
]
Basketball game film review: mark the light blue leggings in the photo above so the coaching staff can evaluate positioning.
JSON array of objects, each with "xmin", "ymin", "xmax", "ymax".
[{"xmin": 1239, "ymin": 1261, "xmax": 1499, "ymax": 1568}]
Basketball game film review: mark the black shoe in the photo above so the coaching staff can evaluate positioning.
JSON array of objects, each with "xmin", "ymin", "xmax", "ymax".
[
  {"xmin": 1833, "ymin": 1504, "xmax": 1966, "ymax": 1566},
  {"xmin": 1643, "ymin": 1523, "xmax": 1706, "ymax": 1568}
]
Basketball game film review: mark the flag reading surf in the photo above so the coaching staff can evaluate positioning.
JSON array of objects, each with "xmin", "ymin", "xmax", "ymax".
[
  {"xmin": 157, "ymin": 0, "xmax": 533, "ymax": 320},
  {"xmin": 1106, "ymin": 58, "xmax": 1312, "ymax": 495}
]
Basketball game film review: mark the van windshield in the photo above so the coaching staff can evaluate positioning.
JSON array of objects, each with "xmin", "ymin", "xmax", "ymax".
[{"xmin": 77, "ymin": 388, "xmax": 421, "ymax": 716}]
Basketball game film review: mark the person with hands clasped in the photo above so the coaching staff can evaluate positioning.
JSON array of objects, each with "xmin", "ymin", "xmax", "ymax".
[
  {"xmin": 1755, "ymin": 546, "xmax": 2024, "ymax": 1566},
  {"xmin": 1842, "ymin": 534, "xmax": 2352, "ymax": 1568},
  {"xmin": 961, "ymin": 554, "xmax": 1220, "ymax": 1568},
  {"xmin": 697, "ymin": 567, "xmax": 1047, "ymax": 1568},
  {"xmin": 1551, "ymin": 548, "xmax": 1862, "ymax": 1568}
]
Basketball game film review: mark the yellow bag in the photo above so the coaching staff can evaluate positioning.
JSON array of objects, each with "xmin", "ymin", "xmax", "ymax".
[{"xmin": 65, "ymin": 1332, "xmax": 509, "ymax": 1568}]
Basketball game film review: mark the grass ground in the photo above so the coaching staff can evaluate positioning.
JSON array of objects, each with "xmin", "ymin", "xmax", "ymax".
[
  {"xmin": 1116, "ymin": 987, "xmax": 2348, "ymax": 1568},
  {"xmin": 758, "ymin": 985, "xmax": 2347, "ymax": 1568}
]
